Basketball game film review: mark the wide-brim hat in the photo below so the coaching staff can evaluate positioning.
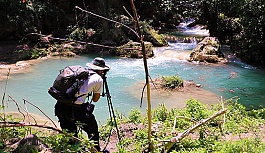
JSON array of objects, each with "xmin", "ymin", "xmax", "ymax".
[{"xmin": 86, "ymin": 57, "xmax": 110, "ymax": 70}]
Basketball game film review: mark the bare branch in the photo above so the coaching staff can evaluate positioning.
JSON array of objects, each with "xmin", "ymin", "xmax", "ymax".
[
  {"xmin": 149, "ymin": 75, "xmax": 158, "ymax": 90},
  {"xmin": 23, "ymin": 99, "xmax": 31, "ymax": 124},
  {"xmin": 221, "ymin": 96, "xmax": 226, "ymax": 124},
  {"xmin": 174, "ymin": 109, "xmax": 227, "ymax": 142},
  {"xmin": 24, "ymin": 33, "xmax": 117, "ymax": 49},
  {"xmin": 1, "ymin": 67, "xmax": 11, "ymax": 121},
  {"xmin": 0, "ymin": 121, "xmax": 81, "ymax": 142},
  {"xmin": 139, "ymin": 76, "xmax": 158, "ymax": 108},
  {"xmin": 123, "ymin": 6, "xmax": 135, "ymax": 22},
  {"xmin": 8, "ymin": 96, "xmax": 28, "ymax": 123},
  {"xmin": 23, "ymin": 98, "xmax": 57, "ymax": 128},
  {"xmin": 140, "ymin": 83, "xmax": 147, "ymax": 107},
  {"xmin": 82, "ymin": 0, "xmax": 88, "ymax": 10},
  {"xmin": 171, "ymin": 116, "xmax": 196, "ymax": 135},
  {"xmin": 161, "ymin": 109, "xmax": 227, "ymax": 152},
  {"xmin": 75, "ymin": 6, "xmax": 139, "ymax": 38}
]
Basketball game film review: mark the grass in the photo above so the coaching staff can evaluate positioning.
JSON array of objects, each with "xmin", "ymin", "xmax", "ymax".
[{"xmin": 1, "ymin": 96, "xmax": 265, "ymax": 152}]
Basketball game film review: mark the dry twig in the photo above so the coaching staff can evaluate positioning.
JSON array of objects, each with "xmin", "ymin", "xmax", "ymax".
[
  {"xmin": 23, "ymin": 98, "xmax": 57, "ymax": 128},
  {"xmin": 8, "ymin": 96, "xmax": 36, "ymax": 124},
  {"xmin": 1, "ymin": 67, "xmax": 11, "ymax": 120},
  {"xmin": 0, "ymin": 121, "xmax": 82, "ymax": 142},
  {"xmin": 161, "ymin": 108, "xmax": 227, "ymax": 152}
]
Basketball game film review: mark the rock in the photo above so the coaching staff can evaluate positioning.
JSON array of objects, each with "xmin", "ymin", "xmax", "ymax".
[
  {"xmin": 8, "ymin": 134, "xmax": 52, "ymax": 153},
  {"xmin": 15, "ymin": 61, "xmax": 29, "ymax": 68},
  {"xmin": 147, "ymin": 28, "xmax": 168, "ymax": 47},
  {"xmin": 189, "ymin": 37, "xmax": 224, "ymax": 63},
  {"xmin": 196, "ymin": 84, "xmax": 201, "ymax": 88},
  {"xmin": 0, "ymin": 64, "xmax": 11, "ymax": 69}
]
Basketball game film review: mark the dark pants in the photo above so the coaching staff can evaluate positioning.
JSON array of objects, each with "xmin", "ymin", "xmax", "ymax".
[{"xmin": 54, "ymin": 102, "xmax": 100, "ymax": 151}]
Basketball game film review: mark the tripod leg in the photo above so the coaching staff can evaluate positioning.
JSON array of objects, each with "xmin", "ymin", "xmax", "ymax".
[{"xmin": 103, "ymin": 76, "xmax": 121, "ymax": 141}]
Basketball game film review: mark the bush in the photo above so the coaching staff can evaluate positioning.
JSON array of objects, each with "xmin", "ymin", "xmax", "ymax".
[{"xmin": 161, "ymin": 75, "xmax": 184, "ymax": 89}]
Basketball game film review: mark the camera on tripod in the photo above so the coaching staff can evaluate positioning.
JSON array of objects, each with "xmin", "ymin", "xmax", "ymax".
[{"xmin": 100, "ymin": 68, "xmax": 110, "ymax": 78}]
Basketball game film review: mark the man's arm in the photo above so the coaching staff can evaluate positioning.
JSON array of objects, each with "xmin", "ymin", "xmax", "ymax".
[{"xmin": 92, "ymin": 93, "xmax": 101, "ymax": 102}]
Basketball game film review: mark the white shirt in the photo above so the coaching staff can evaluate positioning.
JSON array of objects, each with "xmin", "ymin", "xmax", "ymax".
[{"xmin": 74, "ymin": 71, "xmax": 103, "ymax": 104}]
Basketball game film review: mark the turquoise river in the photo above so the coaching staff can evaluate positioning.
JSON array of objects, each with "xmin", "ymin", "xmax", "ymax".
[{"xmin": 1, "ymin": 41, "xmax": 265, "ymax": 123}]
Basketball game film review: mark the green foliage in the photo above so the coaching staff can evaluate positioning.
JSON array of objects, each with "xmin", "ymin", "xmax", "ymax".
[
  {"xmin": 171, "ymin": 138, "xmax": 265, "ymax": 153},
  {"xmin": 0, "ymin": 114, "xmax": 35, "ymax": 152},
  {"xmin": 152, "ymin": 103, "xmax": 168, "ymax": 122},
  {"xmin": 186, "ymin": 99, "xmax": 210, "ymax": 121},
  {"xmin": 213, "ymin": 138, "xmax": 265, "ymax": 153},
  {"xmin": 114, "ymin": 98, "xmax": 265, "ymax": 152},
  {"xmin": 42, "ymin": 132, "xmax": 96, "ymax": 152},
  {"xmin": 140, "ymin": 20, "xmax": 168, "ymax": 47},
  {"xmin": 0, "ymin": 0, "xmax": 36, "ymax": 38},
  {"xmin": 236, "ymin": 0, "xmax": 265, "ymax": 64},
  {"xmin": 161, "ymin": 75, "xmax": 184, "ymax": 89},
  {"xmin": 249, "ymin": 108, "xmax": 265, "ymax": 119},
  {"xmin": 128, "ymin": 108, "xmax": 143, "ymax": 124},
  {"xmin": 0, "ymin": 125, "xmax": 29, "ymax": 151},
  {"xmin": 15, "ymin": 48, "xmax": 48, "ymax": 60},
  {"xmin": 0, "ymin": 0, "xmax": 66, "ymax": 39},
  {"xmin": 140, "ymin": 0, "xmax": 200, "ymax": 27},
  {"xmin": 0, "ymin": 110, "xmax": 98, "ymax": 152},
  {"xmin": 0, "ymin": 0, "xmax": 264, "ymax": 64},
  {"xmin": 66, "ymin": 26, "xmax": 95, "ymax": 42},
  {"xmin": 160, "ymin": 0, "xmax": 175, "ymax": 13},
  {"xmin": 199, "ymin": 0, "xmax": 264, "ymax": 64},
  {"xmin": 2, "ymin": 98, "xmax": 265, "ymax": 152},
  {"xmin": 30, "ymin": 48, "xmax": 48, "ymax": 59}
]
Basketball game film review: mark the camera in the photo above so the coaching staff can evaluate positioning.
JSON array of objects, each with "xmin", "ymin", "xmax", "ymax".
[{"xmin": 101, "ymin": 68, "xmax": 110, "ymax": 77}]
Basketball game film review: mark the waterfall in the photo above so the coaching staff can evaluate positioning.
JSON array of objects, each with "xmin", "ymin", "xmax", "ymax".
[{"xmin": 176, "ymin": 19, "xmax": 209, "ymax": 36}]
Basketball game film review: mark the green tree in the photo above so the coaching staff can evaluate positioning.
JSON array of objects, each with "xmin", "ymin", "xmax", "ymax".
[
  {"xmin": 199, "ymin": 0, "xmax": 264, "ymax": 64},
  {"xmin": 237, "ymin": 0, "xmax": 265, "ymax": 64}
]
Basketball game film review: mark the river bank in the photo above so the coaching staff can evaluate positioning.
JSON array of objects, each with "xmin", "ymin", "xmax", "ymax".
[{"xmin": 0, "ymin": 56, "xmax": 52, "ymax": 81}]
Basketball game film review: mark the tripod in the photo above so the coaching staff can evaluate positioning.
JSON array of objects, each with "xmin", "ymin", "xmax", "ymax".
[{"xmin": 101, "ymin": 74, "xmax": 121, "ymax": 142}]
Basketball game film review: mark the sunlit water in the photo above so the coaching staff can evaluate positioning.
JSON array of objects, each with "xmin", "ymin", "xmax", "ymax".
[{"xmin": 1, "ymin": 41, "xmax": 265, "ymax": 123}]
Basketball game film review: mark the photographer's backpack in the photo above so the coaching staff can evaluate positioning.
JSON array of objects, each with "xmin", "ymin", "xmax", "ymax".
[{"xmin": 48, "ymin": 65, "xmax": 90, "ymax": 103}]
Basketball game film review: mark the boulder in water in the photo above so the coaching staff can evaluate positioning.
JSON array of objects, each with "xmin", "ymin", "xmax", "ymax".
[{"xmin": 189, "ymin": 37, "xmax": 224, "ymax": 63}]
